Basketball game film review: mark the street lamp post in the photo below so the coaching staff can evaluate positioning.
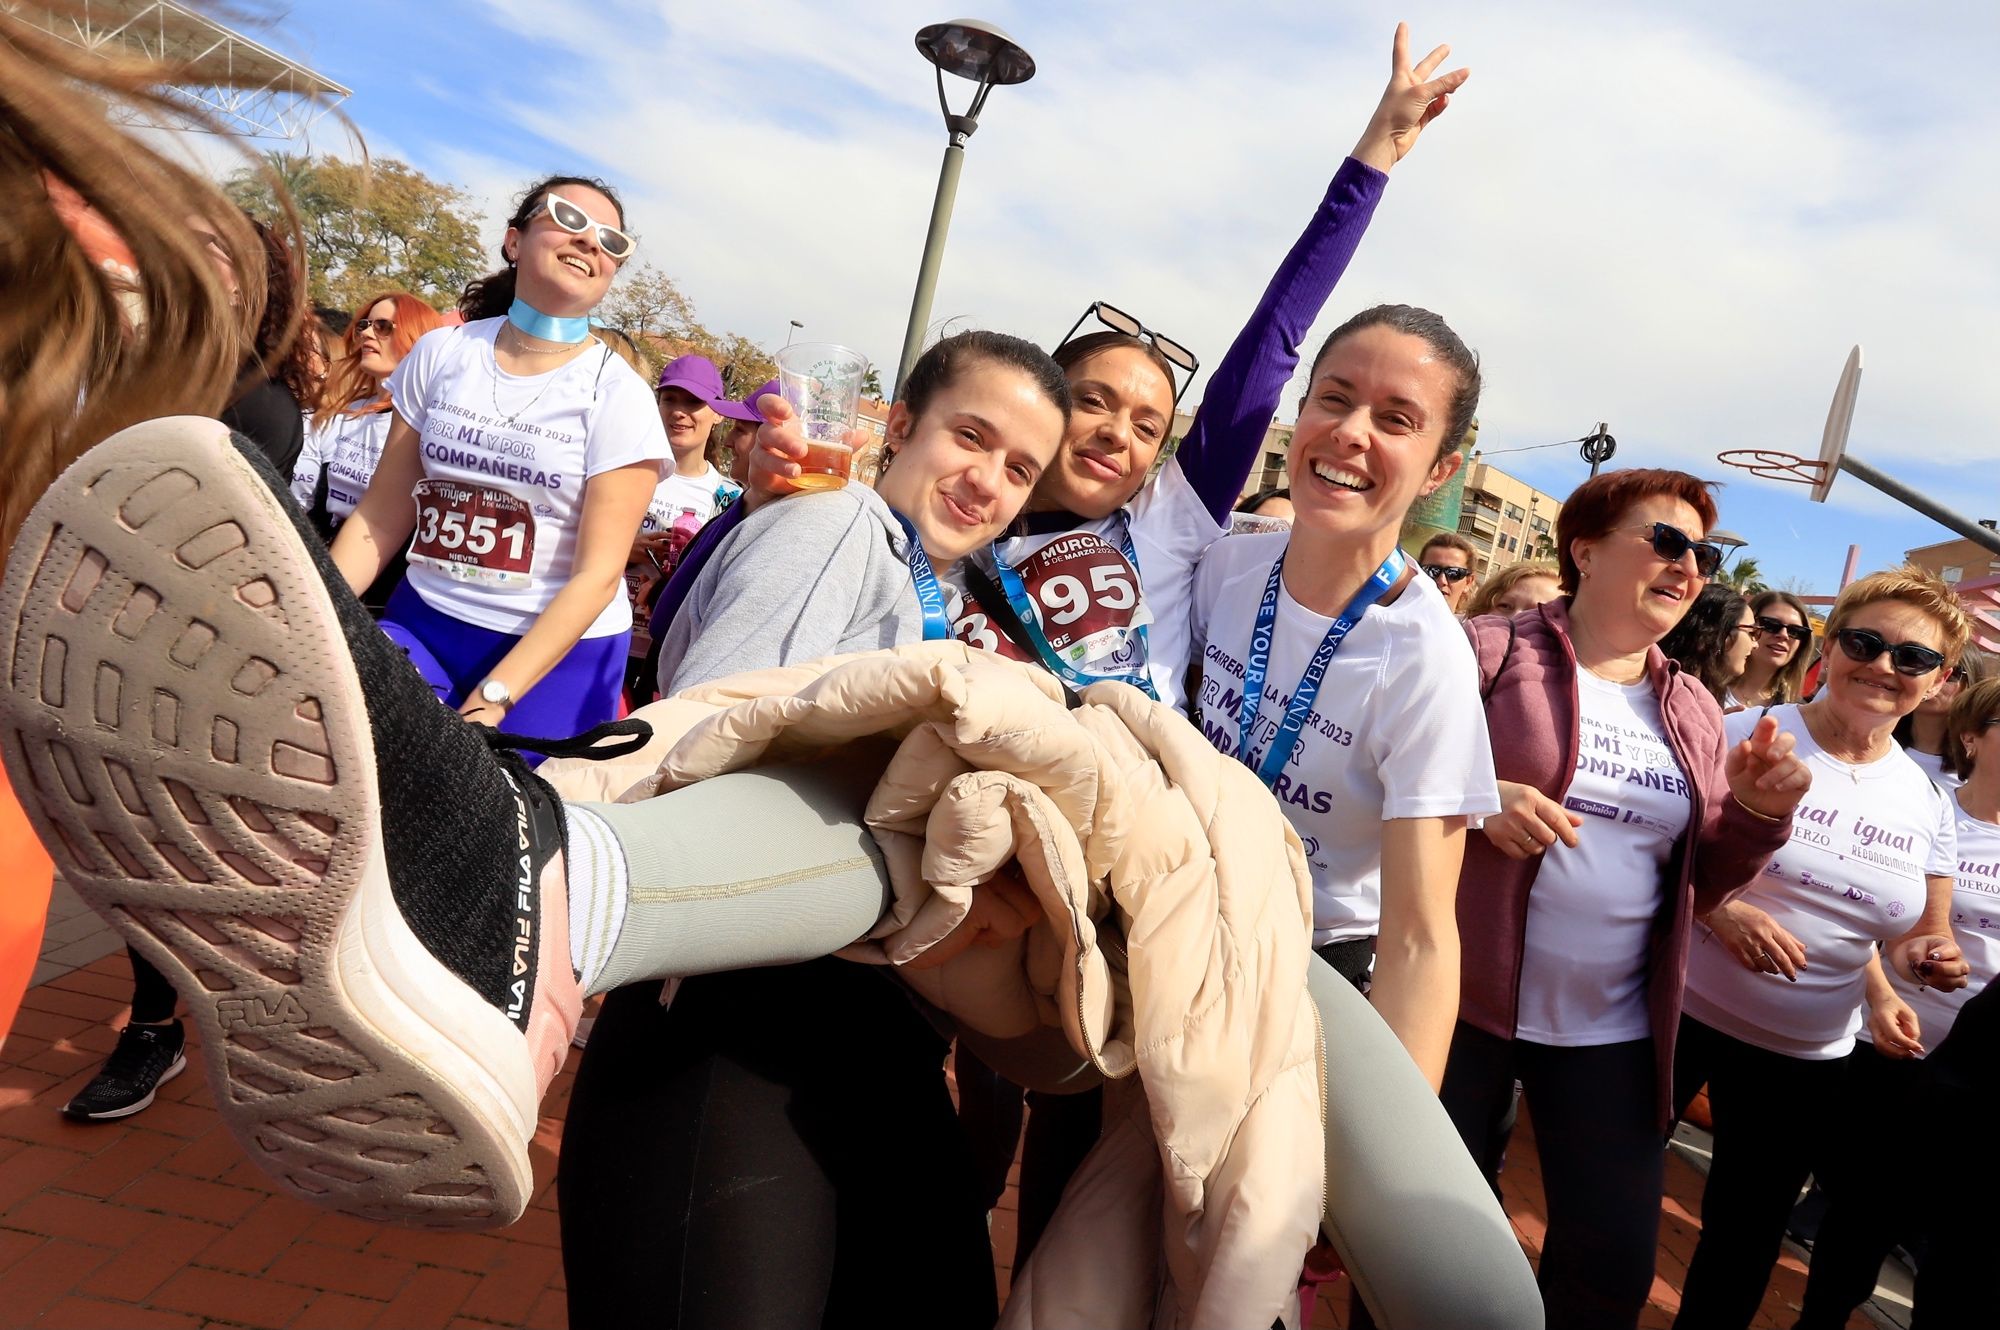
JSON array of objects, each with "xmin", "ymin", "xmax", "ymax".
[
  {"xmin": 785, "ymin": 320, "xmax": 803, "ymax": 347},
  {"xmin": 894, "ymin": 19, "xmax": 1036, "ymax": 396}
]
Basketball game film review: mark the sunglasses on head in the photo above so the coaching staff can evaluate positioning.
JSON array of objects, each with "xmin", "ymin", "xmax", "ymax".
[
  {"xmin": 522, "ymin": 193, "xmax": 636, "ymax": 263},
  {"xmin": 1831, "ymin": 627, "xmax": 1947, "ymax": 677},
  {"xmin": 352, "ymin": 317, "xmax": 395, "ymax": 338},
  {"xmin": 1058, "ymin": 301, "xmax": 1200, "ymax": 406},
  {"xmin": 1619, "ymin": 522, "xmax": 1723, "ymax": 578},
  {"xmin": 1755, "ymin": 615, "xmax": 1812, "ymax": 645},
  {"xmin": 1422, "ymin": 563, "xmax": 1473, "ymax": 583}
]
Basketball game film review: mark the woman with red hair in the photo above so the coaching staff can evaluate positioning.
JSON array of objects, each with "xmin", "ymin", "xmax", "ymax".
[
  {"xmin": 293, "ymin": 292, "xmax": 447, "ymax": 548},
  {"xmin": 1446, "ymin": 468, "xmax": 1812, "ymax": 1328}
]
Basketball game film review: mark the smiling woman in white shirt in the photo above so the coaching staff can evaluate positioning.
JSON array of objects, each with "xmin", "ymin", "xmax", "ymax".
[
  {"xmin": 1672, "ymin": 565, "xmax": 1975, "ymax": 1330},
  {"xmin": 1794, "ymin": 672, "xmax": 2000, "ymax": 1328},
  {"xmin": 328, "ymin": 176, "xmax": 669, "ymax": 751}
]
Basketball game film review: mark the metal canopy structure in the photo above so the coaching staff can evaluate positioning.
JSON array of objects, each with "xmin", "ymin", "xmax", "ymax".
[{"xmin": 10, "ymin": 0, "xmax": 349, "ymax": 140}]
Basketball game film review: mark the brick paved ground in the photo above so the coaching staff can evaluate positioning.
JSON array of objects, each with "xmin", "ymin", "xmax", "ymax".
[{"xmin": 3, "ymin": 902, "xmax": 1896, "ymax": 1329}]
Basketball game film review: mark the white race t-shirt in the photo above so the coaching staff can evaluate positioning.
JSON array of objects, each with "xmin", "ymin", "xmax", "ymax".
[
  {"xmin": 1863, "ymin": 799, "xmax": 1999, "ymax": 1051},
  {"xmin": 386, "ymin": 319, "xmax": 670, "ymax": 638},
  {"xmin": 1515, "ymin": 671, "xmax": 1692, "ymax": 1046},
  {"xmin": 643, "ymin": 465, "xmax": 742, "ymax": 532},
  {"xmin": 1190, "ymin": 533, "xmax": 1500, "ymax": 944},
  {"xmin": 1683, "ymin": 705, "xmax": 1956, "ymax": 1059},
  {"xmin": 291, "ymin": 407, "xmax": 390, "ymax": 530},
  {"xmin": 952, "ymin": 457, "xmax": 1223, "ymax": 709},
  {"xmin": 1905, "ymin": 748, "xmax": 1962, "ymax": 791}
]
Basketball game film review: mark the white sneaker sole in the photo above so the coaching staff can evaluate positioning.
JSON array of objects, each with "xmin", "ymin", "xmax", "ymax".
[{"xmin": 0, "ymin": 420, "xmax": 537, "ymax": 1228}]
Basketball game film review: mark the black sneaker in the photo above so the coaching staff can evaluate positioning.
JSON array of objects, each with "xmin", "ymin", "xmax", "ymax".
[
  {"xmin": 0, "ymin": 419, "xmax": 646, "ymax": 1227},
  {"xmin": 64, "ymin": 1021, "xmax": 187, "ymax": 1121}
]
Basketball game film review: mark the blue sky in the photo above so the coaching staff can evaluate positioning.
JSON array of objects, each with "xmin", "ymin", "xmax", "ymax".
[{"xmin": 253, "ymin": 0, "xmax": 2000, "ymax": 595}]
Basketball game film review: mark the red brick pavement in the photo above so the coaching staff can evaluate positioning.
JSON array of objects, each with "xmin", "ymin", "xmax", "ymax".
[{"xmin": 2, "ymin": 952, "xmax": 1872, "ymax": 1328}]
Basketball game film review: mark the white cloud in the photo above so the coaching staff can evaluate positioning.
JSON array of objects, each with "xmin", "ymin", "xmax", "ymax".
[{"xmin": 350, "ymin": 0, "xmax": 1999, "ymax": 539}]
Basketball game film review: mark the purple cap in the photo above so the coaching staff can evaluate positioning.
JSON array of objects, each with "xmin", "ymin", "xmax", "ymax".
[
  {"xmin": 714, "ymin": 378, "xmax": 779, "ymax": 424},
  {"xmin": 653, "ymin": 354, "xmax": 730, "ymax": 407}
]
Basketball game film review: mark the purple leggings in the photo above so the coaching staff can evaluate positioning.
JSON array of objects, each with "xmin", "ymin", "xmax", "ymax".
[{"xmin": 380, "ymin": 582, "xmax": 628, "ymax": 758}]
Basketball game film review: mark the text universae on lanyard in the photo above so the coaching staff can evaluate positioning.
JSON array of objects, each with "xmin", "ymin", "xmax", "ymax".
[
  {"xmin": 1238, "ymin": 547, "xmax": 1407, "ymax": 788},
  {"xmin": 893, "ymin": 513, "xmax": 952, "ymax": 641},
  {"xmin": 993, "ymin": 517, "xmax": 1157, "ymax": 699}
]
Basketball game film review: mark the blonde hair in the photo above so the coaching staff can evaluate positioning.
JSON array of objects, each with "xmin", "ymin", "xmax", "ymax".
[
  {"xmin": 0, "ymin": 4, "xmax": 315, "ymax": 555},
  {"xmin": 1945, "ymin": 674, "xmax": 2000, "ymax": 780},
  {"xmin": 1748, "ymin": 590, "xmax": 1815, "ymax": 704},
  {"xmin": 1464, "ymin": 560, "xmax": 1560, "ymax": 619},
  {"xmin": 1824, "ymin": 564, "xmax": 1973, "ymax": 667}
]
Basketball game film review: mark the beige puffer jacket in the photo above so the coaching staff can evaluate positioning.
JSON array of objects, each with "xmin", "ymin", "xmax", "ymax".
[{"xmin": 544, "ymin": 643, "xmax": 1324, "ymax": 1329}]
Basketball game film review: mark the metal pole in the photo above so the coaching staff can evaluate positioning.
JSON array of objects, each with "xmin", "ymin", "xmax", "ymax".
[
  {"xmin": 895, "ymin": 138, "xmax": 966, "ymax": 398},
  {"xmin": 1840, "ymin": 544, "xmax": 1860, "ymax": 591},
  {"xmin": 1839, "ymin": 455, "xmax": 2000, "ymax": 557}
]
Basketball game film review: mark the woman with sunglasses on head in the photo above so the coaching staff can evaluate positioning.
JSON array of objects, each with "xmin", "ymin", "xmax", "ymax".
[
  {"xmin": 1793, "ymin": 672, "xmax": 2000, "ymax": 1329},
  {"xmin": 1729, "ymin": 589, "xmax": 1815, "ymax": 710},
  {"xmin": 1670, "ymin": 565, "xmax": 1972, "ymax": 1330},
  {"xmin": 561, "ymin": 330, "xmax": 1071, "ymax": 1329},
  {"xmin": 1464, "ymin": 558, "xmax": 1560, "ymax": 620},
  {"xmin": 329, "ymin": 177, "xmax": 668, "ymax": 749},
  {"xmin": 1658, "ymin": 582, "xmax": 1757, "ymax": 705},
  {"xmin": 1893, "ymin": 650, "xmax": 1992, "ymax": 788},
  {"xmin": 1443, "ymin": 469, "xmax": 1808, "ymax": 1329},
  {"xmin": 291, "ymin": 293, "xmax": 446, "ymax": 600}
]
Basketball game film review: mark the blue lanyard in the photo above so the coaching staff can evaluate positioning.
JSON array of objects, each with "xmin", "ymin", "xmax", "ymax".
[
  {"xmin": 892, "ymin": 513, "xmax": 952, "ymax": 641},
  {"xmin": 991, "ymin": 516, "xmax": 1157, "ymax": 699},
  {"xmin": 1238, "ymin": 547, "xmax": 1406, "ymax": 788}
]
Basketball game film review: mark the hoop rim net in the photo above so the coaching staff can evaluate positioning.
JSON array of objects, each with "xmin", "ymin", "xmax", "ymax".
[{"xmin": 1715, "ymin": 448, "xmax": 1831, "ymax": 487}]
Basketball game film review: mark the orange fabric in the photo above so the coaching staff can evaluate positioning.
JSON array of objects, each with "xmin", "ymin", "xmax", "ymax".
[{"xmin": 0, "ymin": 763, "xmax": 54, "ymax": 1048}]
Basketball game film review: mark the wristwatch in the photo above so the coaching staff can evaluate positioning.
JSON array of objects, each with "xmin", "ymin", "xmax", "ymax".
[{"xmin": 478, "ymin": 678, "xmax": 513, "ymax": 709}]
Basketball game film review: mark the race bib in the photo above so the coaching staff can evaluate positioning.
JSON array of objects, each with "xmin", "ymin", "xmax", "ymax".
[
  {"xmin": 954, "ymin": 533, "xmax": 1149, "ymax": 676},
  {"xmin": 407, "ymin": 479, "xmax": 536, "ymax": 588}
]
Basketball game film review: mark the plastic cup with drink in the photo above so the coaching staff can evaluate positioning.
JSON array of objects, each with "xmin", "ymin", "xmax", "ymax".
[{"xmin": 775, "ymin": 342, "xmax": 870, "ymax": 490}]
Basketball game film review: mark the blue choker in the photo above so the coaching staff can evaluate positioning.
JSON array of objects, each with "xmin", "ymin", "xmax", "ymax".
[{"xmin": 507, "ymin": 298, "xmax": 592, "ymax": 344}]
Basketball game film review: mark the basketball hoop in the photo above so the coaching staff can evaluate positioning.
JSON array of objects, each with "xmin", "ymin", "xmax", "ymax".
[{"xmin": 1716, "ymin": 449, "xmax": 1831, "ymax": 488}]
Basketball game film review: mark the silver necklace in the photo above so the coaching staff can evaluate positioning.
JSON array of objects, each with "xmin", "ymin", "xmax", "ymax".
[{"xmin": 489, "ymin": 331, "xmax": 593, "ymax": 427}]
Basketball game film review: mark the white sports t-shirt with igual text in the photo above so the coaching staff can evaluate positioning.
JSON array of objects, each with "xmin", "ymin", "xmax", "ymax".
[
  {"xmin": 386, "ymin": 319, "xmax": 670, "ymax": 638},
  {"xmin": 290, "ymin": 407, "xmax": 389, "ymax": 530},
  {"xmin": 1515, "ymin": 670, "xmax": 1691, "ymax": 1046},
  {"xmin": 952, "ymin": 456, "xmax": 1222, "ymax": 709},
  {"xmin": 1863, "ymin": 800, "xmax": 2000, "ymax": 1051},
  {"xmin": 1683, "ymin": 705, "xmax": 1956, "ymax": 1059},
  {"xmin": 1190, "ymin": 532, "xmax": 1500, "ymax": 945}
]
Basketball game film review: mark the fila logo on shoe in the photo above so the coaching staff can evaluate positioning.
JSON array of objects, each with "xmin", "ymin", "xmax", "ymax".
[
  {"xmin": 503, "ymin": 773, "xmax": 535, "ymax": 1024},
  {"xmin": 218, "ymin": 992, "xmax": 308, "ymax": 1030}
]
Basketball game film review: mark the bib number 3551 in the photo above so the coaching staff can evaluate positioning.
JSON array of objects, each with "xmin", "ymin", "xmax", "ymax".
[{"xmin": 407, "ymin": 479, "xmax": 536, "ymax": 588}]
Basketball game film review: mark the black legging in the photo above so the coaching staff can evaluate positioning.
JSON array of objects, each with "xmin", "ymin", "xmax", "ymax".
[
  {"xmin": 1793, "ymin": 1042, "xmax": 1922, "ymax": 1329},
  {"xmin": 1670, "ymin": 1015, "xmax": 1846, "ymax": 1330},
  {"xmin": 1441, "ymin": 1023, "xmax": 1664, "ymax": 1330},
  {"xmin": 127, "ymin": 946, "xmax": 177, "ymax": 1024},
  {"xmin": 558, "ymin": 958, "xmax": 997, "ymax": 1330}
]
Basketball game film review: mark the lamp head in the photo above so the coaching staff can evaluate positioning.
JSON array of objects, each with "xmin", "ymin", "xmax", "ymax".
[{"xmin": 915, "ymin": 19, "xmax": 1035, "ymax": 85}]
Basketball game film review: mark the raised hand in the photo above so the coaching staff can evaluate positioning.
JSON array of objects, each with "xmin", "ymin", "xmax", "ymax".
[
  {"xmin": 1352, "ymin": 22, "xmax": 1472, "ymax": 173},
  {"xmin": 1480, "ymin": 780, "xmax": 1583, "ymax": 860},
  {"xmin": 742, "ymin": 393, "xmax": 871, "ymax": 510},
  {"xmin": 1724, "ymin": 713, "xmax": 1812, "ymax": 820}
]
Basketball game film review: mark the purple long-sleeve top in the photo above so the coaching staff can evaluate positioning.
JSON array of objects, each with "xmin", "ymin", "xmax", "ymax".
[{"xmin": 647, "ymin": 155, "xmax": 1388, "ymax": 660}]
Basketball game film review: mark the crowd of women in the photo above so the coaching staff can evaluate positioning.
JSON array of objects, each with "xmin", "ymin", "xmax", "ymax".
[{"xmin": 1, "ymin": 8, "xmax": 1995, "ymax": 1330}]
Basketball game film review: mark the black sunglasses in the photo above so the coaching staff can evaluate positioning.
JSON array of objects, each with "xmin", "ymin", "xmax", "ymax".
[
  {"xmin": 1422, "ymin": 563, "xmax": 1474, "ymax": 583},
  {"xmin": 1831, "ymin": 628, "xmax": 1947, "ymax": 677},
  {"xmin": 1755, "ymin": 615, "xmax": 1812, "ymax": 645},
  {"xmin": 1619, "ymin": 522, "xmax": 1723, "ymax": 578},
  {"xmin": 352, "ymin": 317, "xmax": 396, "ymax": 338},
  {"xmin": 1058, "ymin": 301, "xmax": 1199, "ymax": 406}
]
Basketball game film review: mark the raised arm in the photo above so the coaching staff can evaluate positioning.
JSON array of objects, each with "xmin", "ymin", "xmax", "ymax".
[{"xmin": 1176, "ymin": 23, "xmax": 1469, "ymax": 524}]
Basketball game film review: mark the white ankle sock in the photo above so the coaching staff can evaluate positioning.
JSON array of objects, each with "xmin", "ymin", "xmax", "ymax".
[{"xmin": 563, "ymin": 806, "xmax": 629, "ymax": 993}]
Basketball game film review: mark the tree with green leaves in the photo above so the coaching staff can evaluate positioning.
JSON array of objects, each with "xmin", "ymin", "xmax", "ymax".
[
  {"xmin": 861, "ymin": 366, "xmax": 884, "ymax": 401},
  {"xmin": 1719, "ymin": 556, "xmax": 1768, "ymax": 594},
  {"xmin": 225, "ymin": 153, "xmax": 486, "ymax": 315}
]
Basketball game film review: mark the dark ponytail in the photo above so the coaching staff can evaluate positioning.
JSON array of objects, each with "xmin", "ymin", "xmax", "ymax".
[{"xmin": 458, "ymin": 174, "xmax": 625, "ymax": 322}]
